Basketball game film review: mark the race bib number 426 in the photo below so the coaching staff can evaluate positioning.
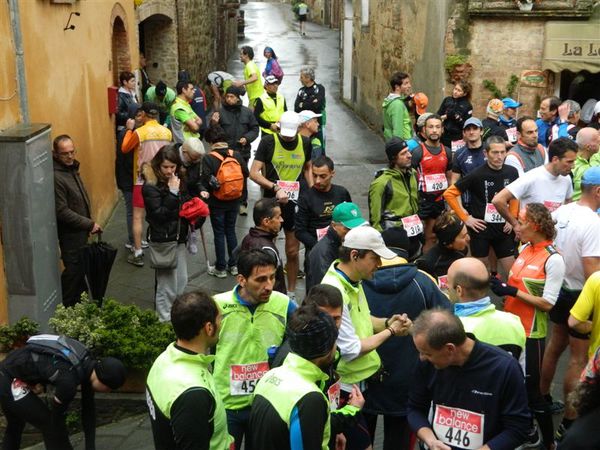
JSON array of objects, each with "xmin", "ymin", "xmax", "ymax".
[
  {"xmin": 230, "ymin": 362, "xmax": 269, "ymax": 395},
  {"xmin": 433, "ymin": 405, "xmax": 484, "ymax": 450}
]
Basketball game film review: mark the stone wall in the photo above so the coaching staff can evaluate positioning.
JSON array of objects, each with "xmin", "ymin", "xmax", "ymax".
[{"xmin": 346, "ymin": 0, "xmax": 451, "ymax": 131}]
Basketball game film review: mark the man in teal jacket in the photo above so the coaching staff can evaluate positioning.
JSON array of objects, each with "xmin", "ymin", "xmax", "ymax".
[{"xmin": 382, "ymin": 72, "xmax": 413, "ymax": 140}]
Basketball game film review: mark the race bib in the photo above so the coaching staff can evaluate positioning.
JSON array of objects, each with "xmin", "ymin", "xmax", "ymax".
[
  {"xmin": 401, "ymin": 214, "xmax": 424, "ymax": 237},
  {"xmin": 451, "ymin": 140, "xmax": 465, "ymax": 153},
  {"xmin": 506, "ymin": 127, "xmax": 517, "ymax": 143},
  {"xmin": 230, "ymin": 362, "xmax": 269, "ymax": 396},
  {"xmin": 433, "ymin": 405, "xmax": 485, "ymax": 450},
  {"xmin": 316, "ymin": 226, "xmax": 329, "ymax": 241},
  {"xmin": 438, "ymin": 275, "xmax": 449, "ymax": 290},
  {"xmin": 484, "ymin": 203, "xmax": 505, "ymax": 223},
  {"xmin": 277, "ymin": 180, "xmax": 300, "ymax": 202},
  {"xmin": 424, "ymin": 174, "xmax": 448, "ymax": 192},
  {"xmin": 11, "ymin": 378, "xmax": 30, "ymax": 401},
  {"xmin": 327, "ymin": 381, "xmax": 341, "ymax": 411},
  {"xmin": 543, "ymin": 200, "xmax": 561, "ymax": 213}
]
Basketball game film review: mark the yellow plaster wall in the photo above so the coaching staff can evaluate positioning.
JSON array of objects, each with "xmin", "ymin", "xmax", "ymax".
[{"xmin": 19, "ymin": 0, "xmax": 138, "ymax": 225}]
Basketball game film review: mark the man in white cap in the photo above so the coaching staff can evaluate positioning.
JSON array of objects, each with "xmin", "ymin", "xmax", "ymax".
[
  {"xmin": 298, "ymin": 109, "xmax": 323, "ymax": 159},
  {"xmin": 250, "ymin": 110, "xmax": 313, "ymax": 302},
  {"xmin": 321, "ymin": 225, "xmax": 412, "ymax": 449}
]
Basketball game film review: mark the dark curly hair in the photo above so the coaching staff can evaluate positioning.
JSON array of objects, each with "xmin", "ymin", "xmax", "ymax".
[
  {"xmin": 524, "ymin": 203, "xmax": 556, "ymax": 240},
  {"xmin": 569, "ymin": 380, "xmax": 600, "ymax": 417},
  {"xmin": 454, "ymin": 80, "xmax": 472, "ymax": 99}
]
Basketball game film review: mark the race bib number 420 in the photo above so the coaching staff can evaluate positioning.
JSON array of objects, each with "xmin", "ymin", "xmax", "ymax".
[
  {"xmin": 433, "ymin": 405, "xmax": 484, "ymax": 450},
  {"xmin": 230, "ymin": 362, "xmax": 269, "ymax": 395},
  {"xmin": 424, "ymin": 174, "xmax": 448, "ymax": 192},
  {"xmin": 276, "ymin": 181, "xmax": 300, "ymax": 202}
]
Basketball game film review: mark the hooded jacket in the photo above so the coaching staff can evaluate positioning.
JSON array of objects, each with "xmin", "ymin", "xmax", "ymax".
[
  {"xmin": 362, "ymin": 257, "xmax": 451, "ymax": 416},
  {"xmin": 240, "ymin": 227, "xmax": 286, "ymax": 294},
  {"xmin": 382, "ymin": 94, "xmax": 412, "ymax": 141},
  {"xmin": 215, "ymin": 101, "xmax": 260, "ymax": 160},
  {"xmin": 141, "ymin": 164, "xmax": 190, "ymax": 244},
  {"xmin": 368, "ymin": 167, "xmax": 419, "ymax": 231},
  {"xmin": 437, "ymin": 95, "xmax": 473, "ymax": 145},
  {"xmin": 306, "ymin": 226, "xmax": 342, "ymax": 291},
  {"xmin": 53, "ymin": 158, "xmax": 94, "ymax": 252}
]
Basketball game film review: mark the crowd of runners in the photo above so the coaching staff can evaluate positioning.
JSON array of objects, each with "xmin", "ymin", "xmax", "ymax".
[{"xmin": 2, "ymin": 33, "xmax": 600, "ymax": 450}]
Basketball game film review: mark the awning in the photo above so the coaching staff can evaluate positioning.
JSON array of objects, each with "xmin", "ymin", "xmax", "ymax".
[{"xmin": 543, "ymin": 21, "xmax": 600, "ymax": 73}]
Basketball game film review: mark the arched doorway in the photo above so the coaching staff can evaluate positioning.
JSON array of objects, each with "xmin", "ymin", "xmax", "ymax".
[
  {"xmin": 111, "ymin": 14, "xmax": 131, "ymax": 85},
  {"xmin": 137, "ymin": 1, "xmax": 179, "ymax": 88}
]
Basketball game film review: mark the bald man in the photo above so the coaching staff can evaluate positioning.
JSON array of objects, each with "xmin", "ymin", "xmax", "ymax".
[
  {"xmin": 448, "ymin": 258, "xmax": 526, "ymax": 359},
  {"xmin": 573, "ymin": 127, "xmax": 600, "ymax": 200},
  {"xmin": 407, "ymin": 309, "xmax": 530, "ymax": 450}
]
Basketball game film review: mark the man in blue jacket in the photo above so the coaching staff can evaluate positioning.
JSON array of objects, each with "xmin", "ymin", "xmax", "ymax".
[
  {"xmin": 408, "ymin": 309, "xmax": 530, "ymax": 450},
  {"xmin": 362, "ymin": 227, "xmax": 450, "ymax": 449}
]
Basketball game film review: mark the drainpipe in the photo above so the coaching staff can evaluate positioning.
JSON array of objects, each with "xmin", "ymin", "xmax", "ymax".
[{"xmin": 8, "ymin": 0, "xmax": 30, "ymax": 123}]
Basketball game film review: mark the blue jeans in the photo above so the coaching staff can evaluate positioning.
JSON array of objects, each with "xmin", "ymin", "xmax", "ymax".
[
  {"xmin": 121, "ymin": 189, "xmax": 134, "ymax": 244},
  {"xmin": 210, "ymin": 208, "xmax": 238, "ymax": 270}
]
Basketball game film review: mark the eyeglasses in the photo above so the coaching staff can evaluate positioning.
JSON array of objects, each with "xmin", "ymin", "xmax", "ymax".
[{"xmin": 57, "ymin": 149, "xmax": 77, "ymax": 157}]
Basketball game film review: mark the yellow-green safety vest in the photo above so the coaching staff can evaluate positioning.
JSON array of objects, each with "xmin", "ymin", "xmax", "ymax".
[
  {"xmin": 259, "ymin": 92, "xmax": 285, "ymax": 135},
  {"xmin": 254, "ymin": 352, "xmax": 331, "ymax": 450},
  {"xmin": 321, "ymin": 261, "xmax": 381, "ymax": 384},
  {"xmin": 213, "ymin": 288, "xmax": 289, "ymax": 410},
  {"xmin": 272, "ymin": 134, "xmax": 305, "ymax": 182},
  {"xmin": 146, "ymin": 343, "xmax": 233, "ymax": 449}
]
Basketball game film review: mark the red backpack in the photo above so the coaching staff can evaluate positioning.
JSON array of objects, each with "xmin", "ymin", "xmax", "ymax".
[{"xmin": 210, "ymin": 150, "xmax": 244, "ymax": 201}]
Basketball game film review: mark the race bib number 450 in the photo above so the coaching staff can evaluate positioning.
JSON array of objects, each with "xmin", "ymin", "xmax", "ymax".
[
  {"xmin": 433, "ymin": 405, "xmax": 484, "ymax": 450},
  {"xmin": 230, "ymin": 362, "xmax": 269, "ymax": 395}
]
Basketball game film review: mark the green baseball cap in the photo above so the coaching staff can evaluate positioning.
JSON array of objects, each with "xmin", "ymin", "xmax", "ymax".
[{"xmin": 332, "ymin": 202, "xmax": 367, "ymax": 228}]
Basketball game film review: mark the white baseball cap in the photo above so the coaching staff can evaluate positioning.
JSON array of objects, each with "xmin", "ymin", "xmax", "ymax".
[
  {"xmin": 278, "ymin": 111, "xmax": 301, "ymax": 138},
  {"xmin": 343, "ymin": 226, "xmax": 397, "ymax": 260},
  {"xmin": 298, "ymin": 110, "xmax": 322, "ymax": 123}
]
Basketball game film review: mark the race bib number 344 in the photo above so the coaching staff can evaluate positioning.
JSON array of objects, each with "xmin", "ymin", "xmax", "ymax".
[
  {"xmin": 230, "ymin": 362, "xmax": 269, "ymax": 395},
  {"xmin": 433, "ymin": 405, "xmax": 484, "ymax": 450}
]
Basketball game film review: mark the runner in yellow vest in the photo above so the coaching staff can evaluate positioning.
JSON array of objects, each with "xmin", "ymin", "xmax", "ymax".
[
  {"xmin": 249, "ymin": 304, "xmax": 339, "ymax": 450},
  {"xmin": 255, "ymin": 75, "xmax": 287, "ymax": 135},
  {"xmin": 213, "ymin": 249, "xmax": 297, "ymax": 450},
  {"xmin": 233, "ymin": 46, "xmax": 264, "ymax": 109},
  {"xmin": 321, "ymin": 225, "xmax": 412, "ymax": 449},
  {"xmin": 146, "ymin": 291, "xmax": 234, "ymax": 450}
]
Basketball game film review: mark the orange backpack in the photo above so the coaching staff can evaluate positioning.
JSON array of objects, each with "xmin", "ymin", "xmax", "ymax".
[{"xmin": 210, "ymin": 150, "xmax": 244, "ymax": 201}]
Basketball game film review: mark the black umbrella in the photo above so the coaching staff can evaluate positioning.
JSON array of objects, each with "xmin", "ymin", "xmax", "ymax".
[{"xmin": 79, "ymin": 233, "xmax": 117, "ymax": 305}]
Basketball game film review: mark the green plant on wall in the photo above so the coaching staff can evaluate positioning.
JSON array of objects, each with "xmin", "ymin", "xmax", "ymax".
[
  {"xmin": 483, "ymin": 75, "xmax": 519, "ymax": 99},
  {"xmin": 444, "ymin": 54, "xmax": 469, "ymax": 73}
]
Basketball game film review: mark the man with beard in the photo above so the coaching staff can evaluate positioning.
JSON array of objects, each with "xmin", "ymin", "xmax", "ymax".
[
  {"xmin": 213, "ymin": 249, "xmax": 297, "ymax": 450},
  {"xmin": 210, "ymin": 85, "xmax": 259, "ymax": 215},
  {"xmin": 411, "ymin": 114, "xmax": 452, "ymax": 252},
  {"xmin": 295, "ymin": 155, "xmax": 351, "ymax": 274}
]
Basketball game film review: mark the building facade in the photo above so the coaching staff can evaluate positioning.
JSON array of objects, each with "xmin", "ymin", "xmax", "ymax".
[{"xmin": 340, "ymin": 0, "xmax": 600, "ymax": 133}]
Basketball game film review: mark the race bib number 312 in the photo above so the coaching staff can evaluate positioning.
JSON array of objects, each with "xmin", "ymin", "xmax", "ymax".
[
  {"xmin": 230, "ymin": 362, "xmax": 269, "ymax": 395},
  {"xmin": 433, "ymin": 405, "xmax": 484, "ymax": 450}
]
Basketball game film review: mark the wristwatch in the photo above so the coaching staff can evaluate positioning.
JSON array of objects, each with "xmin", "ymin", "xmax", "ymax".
[{"xmin": 272, "ymin": 183, "xmax": 281, "ymax": 193}]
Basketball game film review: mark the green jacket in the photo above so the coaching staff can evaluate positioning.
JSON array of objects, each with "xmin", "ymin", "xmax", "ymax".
[
  {"xmin": 459, "ymin": 304, "xmax": 526, "ymax": 352},
  {"xmin": 368, "ymin": 168, "xmax": 419, "ymax": 231},
  {"xmin": 382, "ymin": 94, "xmax": 412, "ymax": 141}
]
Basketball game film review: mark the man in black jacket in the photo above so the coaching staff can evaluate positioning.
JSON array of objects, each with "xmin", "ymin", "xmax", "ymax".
[
  {"xmin": 240, "ymin": 198, "xmax": 286, "ymax": 293},
  {"xmin": 0, "ymin": 335, "xmax": 125, "ymax": 450},
  {"xmin": 210, "ymin": 85, "xmax": 259, "ymax": 215},
  {"xmin": 306, "ymin": 202, "xmax": 367, "ymax": 290},
  {"xmin": 295, "ymin": 66, "xmax": 326, "ymax": 148},
  {"xmin": 53, "ymin": 135, "xmax": 102, "ymax": 306}
]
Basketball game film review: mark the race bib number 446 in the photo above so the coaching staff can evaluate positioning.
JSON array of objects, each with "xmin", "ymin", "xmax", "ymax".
[
  {"xmin": 230, "ymin": 362, "xmax": 269, "ymax": 395},
  {"xmin": 433, "ymin": 405, "xmax": 484, "ymax": 450}
]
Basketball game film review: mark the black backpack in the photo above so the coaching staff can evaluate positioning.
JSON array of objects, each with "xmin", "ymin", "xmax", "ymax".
[{"xmin": 26, "ymin": 334, "xmax": 91, "ymax": 379}]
